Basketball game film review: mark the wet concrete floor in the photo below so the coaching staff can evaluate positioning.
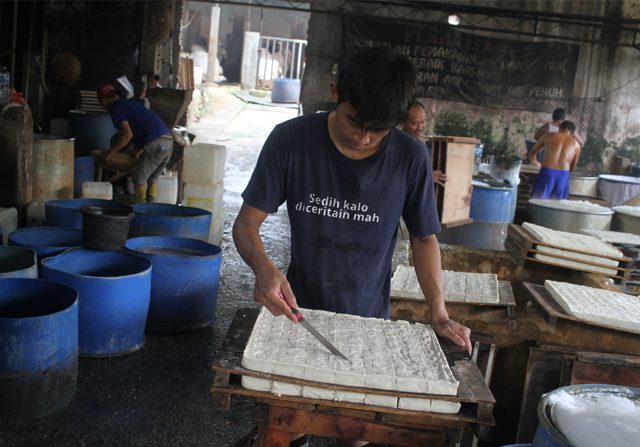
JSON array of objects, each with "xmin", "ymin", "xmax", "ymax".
[{"xmin": 0, "ymin": 85, "xmax": 299, "ymax": 447}]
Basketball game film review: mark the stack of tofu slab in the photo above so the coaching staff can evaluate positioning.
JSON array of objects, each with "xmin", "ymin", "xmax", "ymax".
[
  {"xmin": 391, "ymin": 264, "xmax": 500, "ymax": 304},
  {"xmin": 241, "ymin": 308, "xmax": 461, "ymax": 413},
  {"xmin": 544, "ymin": 280, "xmax": 640, "ymax": 334},
  {"xmin": 580, "ymin": 229, "xmax": 640, "ymax": 247},
  {"xmin": 523, "ymin": 222, "xmax": 624, "ymax": 275}
]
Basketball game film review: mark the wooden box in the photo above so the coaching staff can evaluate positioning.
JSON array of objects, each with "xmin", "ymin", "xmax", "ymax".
[{"xmin": 429, "ymin": 136, "xmax": 478, "ymax": 228}]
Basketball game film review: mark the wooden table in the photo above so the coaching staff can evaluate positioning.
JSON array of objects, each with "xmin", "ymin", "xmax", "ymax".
[
  {"xmin": 212, "ymin": 308, "xmax": 495, "ymax": 447},
  {"xmin": 392, "ymin": 280, "xmax": 516, "ymax": 322}
]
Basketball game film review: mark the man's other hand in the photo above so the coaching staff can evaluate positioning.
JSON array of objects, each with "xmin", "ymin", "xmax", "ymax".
[{"xmin": 432, "ymin": 318, "xmax": 472, "ymax": 354}]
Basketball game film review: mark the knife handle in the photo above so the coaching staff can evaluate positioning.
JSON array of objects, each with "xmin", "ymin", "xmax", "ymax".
[
  {"xmin": 280, "ymin": 294, "xmax": 303, "ymax": 322},
  {"xmin": 289, "ymin": 307, "xmax": 303, "ymax": 322}
]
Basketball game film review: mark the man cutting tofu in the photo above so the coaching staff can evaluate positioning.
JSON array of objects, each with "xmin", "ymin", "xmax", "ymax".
[{"xmin": 233, "ymin": 45, "xmax": 471, "ymax": 447}]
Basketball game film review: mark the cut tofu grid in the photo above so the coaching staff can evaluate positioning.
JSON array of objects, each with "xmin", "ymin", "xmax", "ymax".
[
  {"xmin": 390, "ymin": 265, "xmax": 499, "ymax": 304},
  {"xmin": 544, "ymin": 281, "xmax": 640, "ymax": 333},
  {"xmin": 580, "ymin": 229, "xmax": 640, "ymax": 247},
  {"xmin": 241, "ymin": 308, "xmax": 460, "ymax": 413}
]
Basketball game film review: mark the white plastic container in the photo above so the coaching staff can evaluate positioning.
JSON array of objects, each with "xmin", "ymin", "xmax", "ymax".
[
  {"xmin": 155, "ymin": 172, "xmax": 178, "ymax": 204},
  {"xmin": 183, "ymin": 181, "xmax": 224, "ymax": 216},
  {"xmin": 183, "ymin": 143, "xmax": 227, "ymax": 185},
  {"xmin": 81, "ymin": 181, "xmax": 113, "ymax": 200},
  {"xmin": 0, "ymin": 207, "xmax": 18, "ymax": 245},
  {"xmin": 26, "ymin": 201, "xmax": 46, "ymax": 227}
]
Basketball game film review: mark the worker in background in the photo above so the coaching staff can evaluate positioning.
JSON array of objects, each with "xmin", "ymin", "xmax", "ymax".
[
  {"xmin": 96, "ymin": 83, "xmax": 172, "ymax": 203},
  {"xmin": 399, "ymin": 100, "xmax": 446, "ymax": 185},
  {"xmin": 529, "ymin": 120, "xmax": 581, "ymax": 199},
  {"xmin": 234, "ymin": 47, "xmax": 471, "ymax": 447},
  {"xmin": 534, "ymin": 107, "xmax": 584, "ymax": 147}
]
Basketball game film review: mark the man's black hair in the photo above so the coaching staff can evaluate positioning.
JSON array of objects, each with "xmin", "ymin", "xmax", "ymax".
[
  {"xmin": 560, "ymin": 120, "xmax": 576, "ymax": 133},
  {"xmin": 336, "ymin": 46, "xmax": 417, "ymax": 130},
  {"xmin": 552, "ymin": 108, "xmax": 566, "ymax": 121}
]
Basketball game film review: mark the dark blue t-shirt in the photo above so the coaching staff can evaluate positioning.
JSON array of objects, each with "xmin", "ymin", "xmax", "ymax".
[
  {"xmin": 242, "ymin": 112, "xmax": 440, "ymax": 319},
  {"xmin": 108, "ymin": 100, "xmax": 169, "ymax": 147}
]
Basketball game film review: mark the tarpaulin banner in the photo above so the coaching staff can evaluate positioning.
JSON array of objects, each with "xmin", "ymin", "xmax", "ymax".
[{"xmin": 342, "ymin": 15, "xmax": 580, "ymax": 112}]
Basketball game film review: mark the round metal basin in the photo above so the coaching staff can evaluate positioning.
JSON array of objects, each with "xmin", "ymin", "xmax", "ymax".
[{"xmin": 527, "ymin": 199, "xmax": 613, "ymax": 232}]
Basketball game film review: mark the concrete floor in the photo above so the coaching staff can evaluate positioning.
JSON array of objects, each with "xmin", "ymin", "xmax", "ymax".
[{"xmin": 0, "ymin": 85, "xmax": 301, "ymax": 447}]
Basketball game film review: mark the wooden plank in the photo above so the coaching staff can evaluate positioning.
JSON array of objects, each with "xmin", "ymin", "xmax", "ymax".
[
  {"xmin": 522, "ymin": 256, "xmax": 627, "ymax": 280},
  {"xmin": 211, "ymin": 385, "xmax": 492, "ymax": 425},
  {"xmin": 523, "ymin": 282, "xmax": 640, "ymax": 336},
  {"xmin": 441, "ymin": 142, "xmax": 474, "ymax": 225},
  {"xmin": 572, "ymin": 360, "xmax": 640, "ymax": 387},
  {"xmin": 265, "ymin": 405, "xmax": 455, "ymax": 447}
]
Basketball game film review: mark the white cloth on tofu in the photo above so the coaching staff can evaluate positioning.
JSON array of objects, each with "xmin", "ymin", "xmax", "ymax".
[
  {"xmin": 241, "ymin": 308, "xmax": 460, "ymax": 413},
  {"xmin": 580, "ymin": 229, "xmax": 640, "ymax": 247},
  {"xmin": 545, "ymin": 280, "xmax": 640, "ymax": 333},
  {"xmin": 390, "ymin": 264, "xmax": 499, "ymax": 304},
  {"xmin": 523, "ymin": 222, "xmax": 622, "ymax": 275},
  {"xmin": 529, "ymin": 199, "xmax": 612, "ymax": 213}
]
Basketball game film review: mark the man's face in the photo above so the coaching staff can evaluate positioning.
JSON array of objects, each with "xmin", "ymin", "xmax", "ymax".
[
  {"xmin": 331, "ymin": 101, "xmax": 393, "ymax": 154},
  {"xmin": 400, "ymin": 105, "xmax": 426, "ymax": 139}
]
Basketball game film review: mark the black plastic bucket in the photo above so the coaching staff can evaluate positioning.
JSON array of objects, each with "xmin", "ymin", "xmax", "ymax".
[{"xmin": 80, "ymin": 205, "xmax": 134, "ymax": 251}]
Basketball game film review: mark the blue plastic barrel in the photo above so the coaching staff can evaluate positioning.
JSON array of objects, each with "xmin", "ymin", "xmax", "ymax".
[
  {"xmin": 271, "ymin": 78, "xmax": 300, "ymax": 103},
  {"xmin": 74, "ymin": 155, "xmax": 95, "ymax": 198},
  {"xmin": 69, "ymin": 111, "xmax": 117, "ymax": 156},
  {"xmin": 8, "ymin": 227, "xmax": 82, "ymax": 259},
  {"xmin": 45, "ymin": 198, "xmax": 116, "ymax": 228},
  {"xmin": 0, "ymin": 246, "xmax": 38, "ymax": 279},
  {"xmin": 0, "ymin": 278, "xmax": 78, "ymax": 419},
  {"xmin": 470, "ymin": 181, "xmax": 517, "ymax": 223},
  {"xmin": 129, "ymin": 203, "xmax": 212, "ymax": 241},
  {"xmin": 41, "ymin": 248, "xmax": 152, "ymax": 357},
  {"xmin": 125, "ymin": 237, "xmax": 221, "ymax": 332}
]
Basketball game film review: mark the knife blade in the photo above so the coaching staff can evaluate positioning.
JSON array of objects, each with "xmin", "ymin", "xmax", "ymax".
[{"xmin": 290, "ymin": 308, "xmax": 349, "ymax": 361}]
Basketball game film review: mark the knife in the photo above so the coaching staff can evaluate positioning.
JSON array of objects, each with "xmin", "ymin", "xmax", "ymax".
[{"xmin": 290, "ymin": 307, "xmax": 350, "ymax": 361}]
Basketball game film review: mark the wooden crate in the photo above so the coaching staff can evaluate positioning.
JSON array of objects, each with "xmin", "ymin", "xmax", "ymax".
[
  {"xmin": 505, "ymin": 224, "xmax": 632, "ymax": 283},
  {"xmin": 212, "ymin": 308, "xmax": 495, "ymax": 446},
  {"xmin": 429, "ymin": 136, "xmax": 478, "ymax": 228}
]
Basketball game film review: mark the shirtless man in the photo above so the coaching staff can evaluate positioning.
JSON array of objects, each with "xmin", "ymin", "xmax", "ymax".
[
  {"xmin": 534, "ymin": 107, "xmax": 584, "ymax": 147},
  {"xmin": 399, "ymin": 100, "xmax": 446, "ymax": 184},
  {"xmin": 529, "ymin": 120, "xmax": 581, "ymax": 199}
]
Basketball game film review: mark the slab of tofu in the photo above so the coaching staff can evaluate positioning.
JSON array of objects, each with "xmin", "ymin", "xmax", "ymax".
[
  {"xmin": 391, "ymin": 265, "xmax": 500, "ymax": 304},
  {"xmin": 580, "ymin": 229, "xmax": 640, "ymax": 247},
  {"xmin": 523, "ymin": 222, "xmax": 622, "ymax": 275},
  {"xmin": 544, "ymin": 280, "xmax": 640, "ymax": 333},
  {"xmin": 241, "ymin": 308, "xmax": 461, "ymax": 413}
]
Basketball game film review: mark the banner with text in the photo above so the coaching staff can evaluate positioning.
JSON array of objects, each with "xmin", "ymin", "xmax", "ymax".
[{"xmin": 342, "ymin": 15, "xmax": 580, "ymax": 112}]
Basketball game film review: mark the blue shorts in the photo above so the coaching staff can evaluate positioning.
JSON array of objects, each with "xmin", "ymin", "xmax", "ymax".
[{"xmin": 531, "ymin": 167, "xmax": 570, "ymax": 199}]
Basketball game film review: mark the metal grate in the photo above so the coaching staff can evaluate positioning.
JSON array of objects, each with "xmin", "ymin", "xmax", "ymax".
[{"xmin": 256, "ymin": 36, "xmax": 307, "ymax": 90}]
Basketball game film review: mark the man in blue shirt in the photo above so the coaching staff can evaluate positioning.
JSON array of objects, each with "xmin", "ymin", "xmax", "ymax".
[
  {"xmin": 97, "ymin": 83, "xmax": 173, "ymax": 203},
  {"xmin": 234, "ymin": 46, "xmax": 472, "ymax": 447}
]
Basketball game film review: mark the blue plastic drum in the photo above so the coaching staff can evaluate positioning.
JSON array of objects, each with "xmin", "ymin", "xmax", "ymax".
[
  {"xmin": 470, "ymin": 181, "xmax": 517, "ymax": 223},
  {"xmin": 69, "ymin": 111, "xmax": 117, "ymax": 156},
  {"xmin": 0, "ymin": 278, "xmax": 78, "ymax": 419},
  {"xmin": 45, "ymin": 198, "xmax": 116, "ymax": 228},
  {"xmin": 125, "ymin": 237, "xmax": 221, "ymax": 332},
  {"xmin": 0, "ymin": 246, "xmax": 38, "ymax": 279},
  {"xmin": 8, "ymin": 227, "xmax": 83, "ymax": 259},
  {"xmin": 129, "ymin": 203, "xmax": 212, "ymax": 241},
  {"xmin": 73, "ymin": 155, "xmax": 95, "ymax": 198},
  {"xmin": 271, "ymin": 78, "xmax": 300, "ymax": 103},
  {"xmin": 41, "ymin": 248, "xmax": 152, "ymax": 357}
]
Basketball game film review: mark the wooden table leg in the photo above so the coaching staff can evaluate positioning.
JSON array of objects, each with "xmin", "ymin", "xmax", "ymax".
[{"xmin": 259, "ymin": 404, "xmax": 454, "ymax": 447}]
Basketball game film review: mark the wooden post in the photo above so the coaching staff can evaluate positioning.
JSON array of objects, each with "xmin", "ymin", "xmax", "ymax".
[{"xmin": 206, "ymin": 5, "xmax": 221, "ymax": 82}]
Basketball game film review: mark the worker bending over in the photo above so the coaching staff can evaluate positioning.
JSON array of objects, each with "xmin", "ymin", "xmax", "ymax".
[
  {"xmin": 97, "ymin": 83, "xmax": 172, "ymax": 203},
  {"xmin": 529, "ymin": 120, "xmax": 581, "ymax": 199}
]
